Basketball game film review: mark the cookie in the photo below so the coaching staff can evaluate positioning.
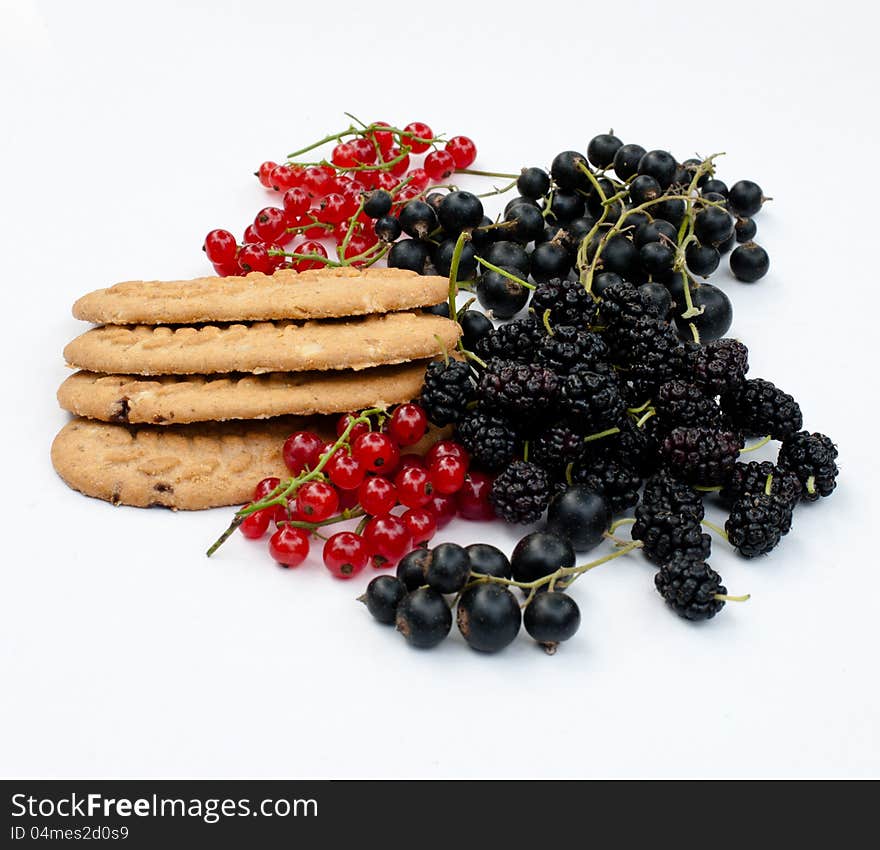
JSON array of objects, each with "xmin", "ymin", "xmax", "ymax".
[
  {"xmin": 63, "ymin": 312, "xmax": 461, "ymax": 376},
  {"xmin": 57, "ymin": 361, "xmax": 431, "ymax": 424},
  {"xmin": 51, "ymin": 416, "xmax": 452, "ymax": 510},
  {"xmin": 72, "ymin": 267, "xmax": 449, "ymax": 325}
]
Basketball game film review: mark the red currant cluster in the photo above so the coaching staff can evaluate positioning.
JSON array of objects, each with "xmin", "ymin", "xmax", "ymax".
[
  {"xmin": 228, "ymin": 403, "xmax": 494, "ymax": 579},
  {"xmin": 201, "ymin": 119, "xmax": 477, "ymax": 278}
]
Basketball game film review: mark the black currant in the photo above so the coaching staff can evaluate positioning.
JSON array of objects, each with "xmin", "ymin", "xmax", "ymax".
[
  {"xmin": 476, "ymin": 266, "xmax": 530, "ymax": 319},
  {"xmin": 701, "ymin": 178, "xmax": 728, "ymax": 197},
  {"xmin": 635, "ymin": 219, "xmax": 677, "ymax": 248},
  {"xmin": 511, "ymin": 531, "xmax": 575, "ymax": 584},
  {"xmin": 505, "ymin": 195, "xmax": 540, "ymax": 215},
  {"xmin": 727, "ymin": 180, "xmax": 764, "ymax": 217},
  {"xmin": 717, "ymin": 232, "xmax": 736, "ymax": 254},
  {"xmin": 362, "ymin": 575, "xmax": 407, "ymax": 624},
  {"xmin": 652, "ymin": 198, "xmax": 686, "ymax": 227},
  {"xmin": 530, "ymin": 241, "xmax": 573, "ymax": 283},
  {"xmin": 399, "ymin": 200, "xmax": 437, "ymax": 239},
  {"xmin": 484, "ymin": 240, "xmax": 530, "ymax": 274},
  {"xmin": 565, "ymin": 215, "xmax": 597, "ymax": 248},
  {"xmin": 431, "ymin": 238, "xmax": 477, "ymax": 279},
  {"xmin": 637, "ymin": 150, "xmax": 677, "ymax": 189},
  {"xmin": 470, "ymin": 216, "xmax": 498, "ymax": 251},
  {"xmin": 550, "ymin": 150, "xmax": 590, "ymax": 191},
  {"xmin": 729, "ymin": 242, "xmax": 770, "ymax": 282},
  {"xmin": 517, "ymin": 167, "xmax": 551, "ymax": 200},
  {"xmin": 459, "ymin": 309, "xmax": 494, "ymax": 351},
  {"xmin": 629, "ymin": 174, "xmax": 663, "ymax": 206},
  {"xmin": 693, "ymin": 205, "xmax": 734, "ymax": 246},
  {"xmin": 387, "ymin": 238, "xmax": 429, "ymax": 273},
  {"xmin": 374, "ymin": 214, "xmax": 402, "ymax": 243},
  {"xmin": 639, "ymin": 282, "xmax": 672, "ymax": 318},
  {"xmin": 523, "ymin": 591, "xmax": 581, "ymax": 653},
  {"xmin": 598, "ymin": 234, "xmax": 640, "ymax": 279},
  {"xmin": 397, "ymin": 548, "xmax": 431, "ymax": 591},
  {"xmin": 592, "ymin": 271, "xmax": 624, "ymax": 296},
  {"xmin": 546, "ymin": 190, "xmax": 585, "ymax": 224},
  {"xmin": 674, "ymin": 281, "xmax": 732, "ymax": 341},
  {"xmin": 626, "ymin": 210, "xmax": 651, "ymax": 232},
  {"xmin": 423, "ymin": 302, "xmax": 451, "ymax": 317},
  {"xmin": 395, "ymin": 587, "xmax": 452, "ymax": 649},
  {"xmin": 536, "ymin": 222, "xmax": 565, "ymax": 245},
  {"xmin": 424, "ymin": 542, "xmax": 471, "ymax": 594},
  {"xmin": 639, "ymin": 241, "xmax": 675, "ymax": 278},
  {"xmin": 503, "ymin": 203, "xmax": 545, "ymax": 243},
  {"xmin": 587, "ymin": 132, "xmax": 623, "ymax": 168},
  {"xmin": 584, "ymin": 177, "xmax": 616, "ymax": 217},
  {"xmin": 735, "ymin": 217, "xmax": 757, "ymax": 243},
  {"xmin": 546, "ymin": 486, "xmax": 610, "ymax": 552},
  {"xmin": 363, "ymin": 189, "xmax": 392, "ymax": 219},
  {"xmin": 456, "ymin": 583, "xmax": 521, "ymax": 653},
  {"xmin": 685, "ymin": 242, "xmax": 721, "ymax": 277},
  {"xmin": 466, "ymin": 543, "xmax": 512, "ymax": 579},
  {"xmin": 425, "ymin": 192, "xmax": 446, "ymax": 212},
  {"xmin": 437, "ymin": 190, "xmax": 484, "ymax": 234},
  {"xmin": 613, "ymin": 143, "xmax": 647, "ymax": 181}
]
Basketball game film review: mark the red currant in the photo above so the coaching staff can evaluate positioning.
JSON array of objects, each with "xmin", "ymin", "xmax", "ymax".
[
  {"xmin": 253, "ymin": 476, "xmax": 282, "ymax": 501},
  {"xmin": 357, "ymin": 476, "xmax": 398, "ymax": 516},
  {"xmin": 296, "ymin": 480, "xmax": 339, "ymax": 521},
  {"xmin": 252, "ymin": 207, "xmax": 287, "ymax": 242},
  {"xmin": 257, "ymin": 161, "xmax": 278, "ymax": 188},
  {"xmin": 237, "ymin": 243, "xmax": 273, "ymax": 275},
  {"xmin": 335, "ymin": 413, "xmax": 370, "ymax": 442},
  {"xmin": 303, "ymin": 165, "xmax": 335, "ymax": 197},
  {"xmin": 387, "ymin": 148, "xmax": 410, "ymax": 177},
  {"xmin": 376, "ymin": 171, "xmax": 399, "ymax": 192},
  {"xmin": 325, "ymin": 449, "xmax": 366, "ymax": 490},
  {"xmin": 424, "ymin": 150, "xmax": 456, "ymax": 182},
  {"xmin": 387, "ymin": 403, "xmax": 428, "ymax": 447},
  {"xmin": 283, "ymin": 187, "xmax": 310, "ymax": 219},
  {"xmin": 212, "ymin": 261, "xmax": 240, "ymax": 277},
  {"xmin": 445, "ymin": 136, "xmax": 477, "ymax": 169},
  {"xmin": 268, "ymin": 526, "xmax": 310, "ymax": 567},
  {"xmin": 425, "ymin": 440, "xmax": 471, "ymax": 469},
  {"xmin": 203, "ymin": 229, "xmax": 237, "ymax": 265},
  {"xmin": 282, "ymin": 431, "xmax": 326, "ymax": 475},
  {"xmin": 242, "ymin": 224, "xmax": 261, "ymax": 244},
  {"xmin": 403, "ymin": 122, "xmax": 433, "ymax": 154},
  {"xmin": 428, "ymin": 454, "xmax": 468, "ymax": 495},
  {"xmin": 352, "ymin": 169, "xmax": 379, "ymax": 191},
  {"xmin": 331, "ymin": 142, "xmax": 358, "ymax": 168},
  {"xmin": 239, "ymin": 505, "xmax": 272, "ymax": 539},
  {"xmin": 337, "ymin": 486, "xmax": 360, "ymax": 511},
  {"xmin": 342, "ymin": 235, "xmax": 373, "ymax": 264},
  {"xmin": 322, "ymin": 531, "xmax": 369, "ymax": 579},
  {"xmin": 455, "ymin": 471, "xmax": 496, "ymax": 520},
  {"xmin": 362, "ymin": 515, "xmax": 412, "ymax": 568},
  {"xmin": 350, "ymin": 137, "xmax": 377, "ymax": 165},
  {"xmin": 407, "ymin": 168, "xmax": 430, "ymax": 191},
  {"xmin": 428, "ymin": 494, "xmax": 457, "ymax": 529},
  {"xmin": 270, "ymin": 164, "xmax": 303, "ymax": 192},
  {"xmin": 316, "ymin": 193, "xmax": 348, "ymax": 225},
  {"xmin": 352, "ymin": 432, "xmax": 400, "ymax": 476},
  {"xmin": 402, "ymin": 507, "xmax": 437, "ymax": 546},
  {"xmin": 394, "ymin": 466, "xmax": 434, "ymax": 509},
  {"xmin": 370, "ymin": 121, "xmax": 394, "ymax": 154},
  {"xmin": 291, "ymin": 240, "xmax": 328, "ymax": 271}
]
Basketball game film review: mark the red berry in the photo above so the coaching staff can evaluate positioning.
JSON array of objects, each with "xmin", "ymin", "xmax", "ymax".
[
  {"xmin": 203, "ymin": 229, "xmax": 238, "ymax": 265},
  {"xmin": 403, "ymin": 122, "xmax": 433, "ymax": 154},
  {"xmin": 428, "ymin": 454, "xmax": 468, "ymax": 495},
  {"xmin": 387, "ymin": 403, "xmax": 428, "ymax": 447},
  {"xmin": 428, "ymin": 494, "xmax": 457, "ymax": 529},
  {"xmin": 282, "ymin": 431, "xmax": 326, "ymax": 475},
  {"xmin": 425, "ymin": 440, "xmax": 471, "ymax": 469},
  {"xmin": 290, "ymin": 240, "xmax": 328, "ymax": 271},
  {"xmin": 242, "ymin": 224, "xmax": 261, "ymax": 244},
  {"xmin": 387, "ymin": 148, "xmax": 410, "ymax": 177},
  {"xmin": 342, "ymin": 235, "xmax": 374, "ymax": 264},
  {"xmin": 394, "ymin": 185, "xmax": 422, "ymax": 207},
  {"xmin": 376, "ymin": 171, "xmax": 399, "ymax": 192},
  {"xmin": 253, "ymin": 476, "xmax": 282, "ymax": 501},
  {"xmin": 257, "ymin": 161, "xmax": 278, "ymax": 188},
  {"xmin": 370, "ymin": 121, "xmax": 394, "ymax": 154},
  {"xmin": 270, "ymin": 164, "xmax": 303, "ymax": 192},
  {"xmin": 455, "ymin": 471, "xmax": 496, "ymax": 520},
  {"xmin": 350, "ymin": 137, "xmax": 378, "ymax": 165},
  {"xmin": 322, "ymin": 531, "xmax": 369, "ymax": 579},
  {"xmin": 296, "ymin": 480, "xmax": 339, "ymax": 521},
  {"xmin": 337, "ymin": 486, "xmax": 360, "ymax": 510},
  {"xmin": 283, "ymin": 187, "xmax": 310, "ymax": 219},
  {"xmin": 212, "ymin": 261, "xmax": 240, "ymax": 277},
  {"xmin": 407, "ymin": 168, "xmax": 430, "ymax": 191},
  {"xmin": 252, "ymin": 206, "xmax": 287, "ymax": 242},
  {"xmin": 445, "ymin": 136, "xmax": 477, "ymax": 169},
  {"xmin": 362, "ymin": 515, "xmax": 412, "ymax": 568},
  {"xmin": 325, "ymin": 449, "xmax": 366, "ymax": 490},
  {"xmin": 331, "ymin": 142, "xmax": 358, "ymax": 168},
  {"xmin": 394, "ymin": 466, "xmax": 434, "ymax": 509},
  {"xmin": 335, "ymin": 413, "xmax": 371, "ymax": 442},
  {"xmin": 303, "ymin": 165, "xmax": 335, "ymax": 197},
  {"xmin": 357, "ymin": 476, "xmax": 398, "ymax": 516},
  {"xmin": 239, "ymin": 505, "xmax": 272, "ymax": 539},
  {"xmin": 238, "ymin": 243, "xmax": 273, "ymax": 275},
  {"xmin": 316, "ymin": 192, "xmax": 348, "ymax": 225},
  {"xmin": 424, "ymin": 150, "xmax": 456, "ymax": 182},
  {"xmin": 352, "ymin": 169, "xmax": 379, "ymax": 191},
  {"xmin": 268, "ymin": 526, "xmax": 310, "ymax": 567},
  {"xmin": 272, "ymin": 498, "xmax": 302, "ymax": 525},
  {"xmin": 402, "ymin": 507, "xmax": 437, "ymax": 546},
  {"xmin": 352, "ymin": 431, "xmax": 400, "ymax": 476}
]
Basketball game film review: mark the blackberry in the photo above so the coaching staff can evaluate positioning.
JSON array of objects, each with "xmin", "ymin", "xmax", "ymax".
[
  {"xmin": 530, "ymin": 277, "xmax": 598, "ymax": 329},
  {"xmin": 535, "ymin": 326, "xmax": 611, "ymax": 375},
  {"xmin": 571, "ymin": 456, "xmax": 642, "ymax": 514},
  {"xmin": 655, "ymin": 554, "xmax": 726, "ymax": 621},
  {"xmin": 490, "ymin": 460, "xmax": 554, "ymax": 524},
  {"xmin": 721, "ymin": 461, "xmax": 802, "ymax": 508},
  {"xmin": 531, "ymin": 420, "xmax": 586, "ymax": 472},
  {"xmin": 613, "ymin": 317, "xmax": 692, "ymax": 395},
  {"xmin": 597, "ymin": 280, "xmax": 646, "ymax": 327},
  {"xmin": 474, "ymin": 317, "xmax": 541, "ymax": 363},
  {"xmin": 658, "ymin": 426, "xmax": 744, "ymax": 485},
  {"xmin": 777, "ymin": 431, "xmax": 839, "ymax": 501},
  {"xmin": 654, "ymin": 380, "xmax": 723, "ymax": 431},
  {"xmin": 560, "ymin": 370, "xmax": 625, "ymax": 432},
  {"xmin": 480, "ymin": 360, "xmax": 560, "ymax": 421},
  {"xmin": 720, "ymin": 378, "xmax": 803, "ymax": 441},
  {"xmin": 420, "ymin": 360, "xmax": 475, "ymax": 426},
  {"xmin": 725, "ymin": 493, "xmax": 793, "ymax": 558},
  {"xmin": 633, "ymin": 507, "xmax": 712, "ymax": 565},
  {"xmin": 641, "ymin": 471, "xmax": 705, "ymax": 521},
  {"xmin": 455, "ymin": 407, "xmax": 520, "ymax": 472},
  {"xmin": 687, "ymin": 338, "xmax": 749, "ymax": 395}
]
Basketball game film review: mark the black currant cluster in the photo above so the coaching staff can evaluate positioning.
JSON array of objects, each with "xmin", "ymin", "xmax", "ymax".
[{"xmin": 362, "ymin": 537, "xmax": 581, "ymax": 654}]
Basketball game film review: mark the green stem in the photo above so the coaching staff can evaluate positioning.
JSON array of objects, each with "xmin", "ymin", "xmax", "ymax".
[
  {"xmin": 583, "ymin": 426, "xmax": 621, "ymax": 444},
  {"xmin": 740, "ymin": 434, "xmax": 773, "ymax": 454},
  {"xmin": 338, "ymin": 198, "xmax": 366, "ymax": 260},
  {"xmin": 609, "ymin": 517, "xmax": 636, "ymax": 533},
  {"xmin": 701, "ymin": 519, "xmax": 729, "ymax": 542},
  {"xmin": 715, "ymin": 593, "xmax": 751, "ymax": 603},
  {"xmin": 457, "ymin": 168, "xmax": 519, "ymax": 179},
  {"xmin": 279, "ymin": 507, "xmax": 366, "ymax": 531},
  {"xmin": 694, "ymin": 484, "xmax": 723, "ymax": 492},
  {"xmin": 448, "ymin": 231, "xmax": 471, "ymax": 315},
  {"xmin": 474, "ymin": 256, "xmax": 536, "ymax": 289},
  {"xmin": 477, "ymin": 179, "xmax": 518, "ymax": 199},
  {"xmin": 806, "ymin": 475, "xmax": 816, "ymax": 495}
]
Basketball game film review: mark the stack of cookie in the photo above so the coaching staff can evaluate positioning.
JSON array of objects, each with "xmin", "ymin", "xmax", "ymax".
[{"xmin": 52, "ymin": 267, "xmax": 461, "ymax": 510}]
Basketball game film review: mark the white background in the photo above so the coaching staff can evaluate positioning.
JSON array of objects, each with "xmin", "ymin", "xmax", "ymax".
[{"xmin": 1, "ymin": 0, "xmax": 878, "ymax": 779}]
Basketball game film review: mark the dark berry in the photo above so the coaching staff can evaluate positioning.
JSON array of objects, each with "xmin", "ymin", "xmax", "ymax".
[
  {"xmin": 374, "ymin": 214, "xmax": 402, "ymax": 243},
  {"xmin": 629, "ymin": 174, "xmax": 663, "ymax": 206},
  {"xmin": 457, "ymin": 583, "xmax": 521, "ymax": 653},
  {"xmin": 635, "ymin": 219, "xmax": 678, "ymax": 248},
  {"xmin": 545, "ymin": 190, "xmax": 585, "ymax": 224},
  {"xmin": 531, "ymin": 420, "xmax": 587, "ymax": 471},
  {"xmin": 721, "ymin": 461, "xmax": 802, "ymax": 508},
  {"xmin": 466, "ymin": 543, "xmax": 512, "ymax": 580},
  {"xmin": 652, "ymin": 198, "xmax": 685, "ymax": 227},
  {"xmin": 693, "ymin": 206, "xmax": 735, "ymax": 246},
  {"xmin": 639, "ymin": 241, "xmax": 674, "ymax": 279},
  {"xmin": 474, "ymin": 318, "xmax": 541, "ymax": 363},
  {"xmin": 720, "ymin": 378, "xmax": 803, "ymax": 440},
  {"xmin": 546, "ymin": 486, "xmax": 610, "ymax": 552},
  {"xmin": 511, "ymin": 531, "xmax": 575, "ymax": 583},
  {"xmin": 363, "ymin": 189, "xmax": 392, "ymax": 218},
  {"xmin": 727, "ymin": 180, "xmax": 764, "ymax": 217},
  {"xmin": 633, "ymin": 507, "xmax": 711, "ymax": 565},
  {"xmin": 587, "ymin": 133, "xmax": 623, "ymax": 169},
  {"xmin": 637, "ymin": 150, "xmax": 677, "ymax": 189},
  {"xmin": 431, "ymin": 238, "xmax": 477, "ymax": 279},
  {"xmin": 701, "ymin": 178, "xmax": 728, "ymax": 197},
  {"xmin": 423, "ymin": 302, "xmax": 451, "ymax": 317},
  {"xmin": 517, "ymin": 167, "xmax": 551, "ymax": 199},
  {"xmin": 725, "ymin": 493, "xmax": 793, "ymax": 558},
  {"xmin": 524, "ymin": 592, "xmax": 581, "ymax": 653},
  {"xmin": 531, "ymin": 277, "xmax": 598, "ymax": 328},
  {"xmin": 455, "ymin": 407, "xmax": 520, "ymax": 472},
  {"xmin": 437, "ymin": 190, "xmax": 484, "ymax": 234},
  {"xmin": 503, "ymin": 203, "xmax": 545, "ymax": 243},
  {"xmin": 655, "ymin": 554, "xmax": 726, "ymax": 621},
  {"xmin": 598, "ymin": 234, "xmax": 640, "ymax": 279},
  {"xmin": 734, "ymin": 217, "xmax": 757, "ymax": 243},
  {"xmin": 505, "ymin": 195, "xmax": 540, "ymax": 215},
  {"xmin": 613, "ymin": 143, "xmax": 647, "ymax": 181},
  {"xmin": 397, "ymin": 548, "xmax": 431, "ymax": 591},
  {"xmin": 655, "ymin": 380, "xmax": 723, "ymax": 430},
  {"xmin": 685, "ymin": 242, "xmax": 721, "ymax": 277},
  {"xmin": 777, "ymin": 431, "xmax": 839, "ymax": 501},
  {"xmin": 560, "ymin": 370, "xmax": 624, "ymax": 431},
  {"xmin": 571, "ymin": 456, "xmax": 642, "ymax": 514},
  {"xmin": 362, "ymin": 575, "xmax": 407, "ymax": 624},
  {"xmin": 388, "ymin": 238, "xmax": 429, "ymax": 273},
  {"xmin": 658, "ymin": 426, "xmax": 744, "ymax": 485},
  {"xmin": 420, "ymin": 359, "xmax": 475, "ymax": 426},
  {"xmin": 490, "ymin": 461, "xmax": 554, "ymax": 524},
  {"xmin": 530, "ymin": 242, "xmax": 573, "ymax": 283},
  {"xmin": 399, "ymin": 200, "xmax": 437, "ymax": 239},
  {"xmin": 395, "ymin": 587, "xmax": 453, "ymax": 648},
  {"xmin": 425, "ymin": 542, "xmax": 471, "ymax": 594},
  {"xmin": 673, "ymin": 282, "xmax": 732, "ymax": 342},
  {"xmin": 536, "ymin": 327, "xmax": 610, "ymax": 375},
  {"xmin": 550, "ymin": 150, "xmax": 590, "ymax": 191},
  {"xmin": 480, "ymin": 360, "xmax": 560, "ymax": 421},
  {"xmin": 476, "ymin": 267, "xmax": 530, "ymax": 319},
  {"xmin": 687, "ymin": 338, "xmax": 749, "ymax": 395},
  {"xmin": 729, "ymin": 242, "xmax": 770, "ymax": 282},
  {"xmin": 459, "ymin": 309, "xmax": 493, "ymax": 351},
  {"xmin": 638, "ymin": 282, "xmax": 672, "ymax": 319},
  {"xmin": 592, "ymin": 271, "xmax": 624, "ymax": 296},
  {"xmin": 641, "ymin": 471, "xmax": 705, "ymax": 520},
  {"xmin": 484, "ymin": 240, "xmax": 530, "ymax": 274}
]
